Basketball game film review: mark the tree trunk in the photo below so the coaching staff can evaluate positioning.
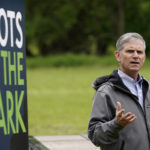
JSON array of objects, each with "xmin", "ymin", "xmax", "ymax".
[
  {"xmin": 97, "ymin": 39, "xmax": 107, "ymax": 56},
  {"xmin": 118, "ymin": 0, "xmax": 125, "ymax": 36}
]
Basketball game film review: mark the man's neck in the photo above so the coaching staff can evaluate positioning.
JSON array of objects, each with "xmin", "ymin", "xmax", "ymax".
[{"xmin": 119, "ymin": 69, "xmax": 139, "ymax": 81}]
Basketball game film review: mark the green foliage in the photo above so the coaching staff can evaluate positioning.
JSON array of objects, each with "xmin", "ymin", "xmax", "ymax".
[
  {"xmin": 26, "ymin": 0, "xmax": 150, "ymax": 56},
  {"xmin": 26, "ymin": 54, "xmax": 117, "ymax": 68},
  {"xmin": 26, "ymin": 0, "xmax": 85, "ymax": 55}
]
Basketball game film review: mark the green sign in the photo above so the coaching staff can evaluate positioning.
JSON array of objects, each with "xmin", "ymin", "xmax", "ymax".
[{"xmin": 0, "ymin": 0, "xmax": 28, "ymax": 149}]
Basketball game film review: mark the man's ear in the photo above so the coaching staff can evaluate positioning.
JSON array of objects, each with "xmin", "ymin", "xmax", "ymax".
[{"xmin": 114, "ymin": 50, "xmax": 121, "ymax": 63}]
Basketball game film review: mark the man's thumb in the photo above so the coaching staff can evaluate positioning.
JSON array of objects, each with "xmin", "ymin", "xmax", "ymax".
[{"xmin": 116, "ymin": 101, "xmax": 121, "ymax": 111}]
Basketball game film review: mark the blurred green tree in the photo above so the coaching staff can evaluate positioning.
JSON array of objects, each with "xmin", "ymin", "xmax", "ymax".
[{"xmin": 26, "ymin": 0, "xmax": 150, "ymax": 56}]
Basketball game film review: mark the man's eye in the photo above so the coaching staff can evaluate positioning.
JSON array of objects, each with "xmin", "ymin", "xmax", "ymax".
[
  {"xmin": 137, "ymin": 51, "xmax": 143, "ymax": 54},
  {"xmin": 126, "ymin": 50, "xmax": 133, "ymax": 53}
]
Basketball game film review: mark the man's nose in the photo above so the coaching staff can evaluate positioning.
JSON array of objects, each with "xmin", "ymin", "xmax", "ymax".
[{"xmin": 133, "ymin": 51, "xmax": 139, "ymax": 57}]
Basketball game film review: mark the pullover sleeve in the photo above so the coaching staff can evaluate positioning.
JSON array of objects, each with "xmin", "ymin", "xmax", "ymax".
[{"xmin": 88, "ymin": 91, "xmax": 123, "ymax": 147}]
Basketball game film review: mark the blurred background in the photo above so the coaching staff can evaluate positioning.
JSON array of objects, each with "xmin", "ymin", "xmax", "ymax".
[{"xmin": 26, "ymin": 0, "xmax": 150, "ymax": 136}]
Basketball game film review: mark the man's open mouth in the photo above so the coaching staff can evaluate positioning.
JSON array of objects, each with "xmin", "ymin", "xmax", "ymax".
[{"xmin": 130, "ymin": 62, "xmax": 140, "ymax": 64}]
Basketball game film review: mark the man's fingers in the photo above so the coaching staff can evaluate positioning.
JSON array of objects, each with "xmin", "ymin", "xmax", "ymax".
[
  {"xmin": 116, "ymin": 102, "xmax": 124, "ymax": 118},
  {"xmin": 124, "ymin": 113, "xmax": 136, "ymax": 122},
  {"xmin": 124, "ymin": 112, "xmax": 136, "ymax": 119},
  {"xmin": 128, "ymin": 116, "xmax": 136, "ymax": 123},
  {"xmin": 122, "ymin": 112, "xmax": 137, "ymax": 124},
  {"xmin": 124, "ymin": 112, "xmax": 132, "ymax": 119},
  {"xmin": 116, "ymin": 101, "xmax": 121, "ymax": 111},
  {"xmin": 117, "ymin": 109, "xmax": 125, "ymax": 117}
]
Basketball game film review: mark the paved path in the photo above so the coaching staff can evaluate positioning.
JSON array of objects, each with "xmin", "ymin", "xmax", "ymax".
[{"xmin": 34, "ymin": 135, "xmax": 100, "ymax": 150}]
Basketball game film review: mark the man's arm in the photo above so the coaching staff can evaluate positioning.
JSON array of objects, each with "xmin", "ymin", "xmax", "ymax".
[{"xmin": 88, "ymin": 92, "xmax": 136, "ymax": 147}]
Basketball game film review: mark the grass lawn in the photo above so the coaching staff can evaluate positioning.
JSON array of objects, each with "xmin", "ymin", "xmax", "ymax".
[{"xmin": 27, "ymin": 56, "xmax": 150, "ymax": 136}]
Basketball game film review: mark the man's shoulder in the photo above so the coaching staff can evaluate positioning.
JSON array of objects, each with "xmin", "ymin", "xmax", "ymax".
[
  {"xmin": 97, "ymin": 81, "xmax": 114, "ymax": 92},
  {"xmin": 92, "ymin": 70, "xmax": 119, "ymax": 91}
]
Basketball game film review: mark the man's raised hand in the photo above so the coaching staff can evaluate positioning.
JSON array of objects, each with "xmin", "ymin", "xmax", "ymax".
[{"xmin": 116, "ymin": 102, "xmax": 136, "ymax": 127}]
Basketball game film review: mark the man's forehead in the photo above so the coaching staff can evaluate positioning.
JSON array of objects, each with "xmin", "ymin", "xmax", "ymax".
[{"xmin": 123, "ymin": 39, "xmax": 144, "ymax": 48}]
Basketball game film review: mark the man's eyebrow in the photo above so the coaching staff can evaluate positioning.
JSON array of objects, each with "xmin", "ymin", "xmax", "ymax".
[
  {"xmin": 126, "ymin": 49, "xmax": 143, "ymax": 51},
  {"xmin": 126, "ymin": 49, "xmax": 134, "ymax": 51}
]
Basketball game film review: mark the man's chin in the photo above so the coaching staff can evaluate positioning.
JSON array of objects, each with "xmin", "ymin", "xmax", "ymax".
[{"xmin": 129, "ymin": 68, "xmax": 140, "ymax": 73}]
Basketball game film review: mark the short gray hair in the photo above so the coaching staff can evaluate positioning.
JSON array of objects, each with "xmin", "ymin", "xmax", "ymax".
[{"xmin": 116, "ymin": 32, "xmax": 146, "ymax": 51}]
